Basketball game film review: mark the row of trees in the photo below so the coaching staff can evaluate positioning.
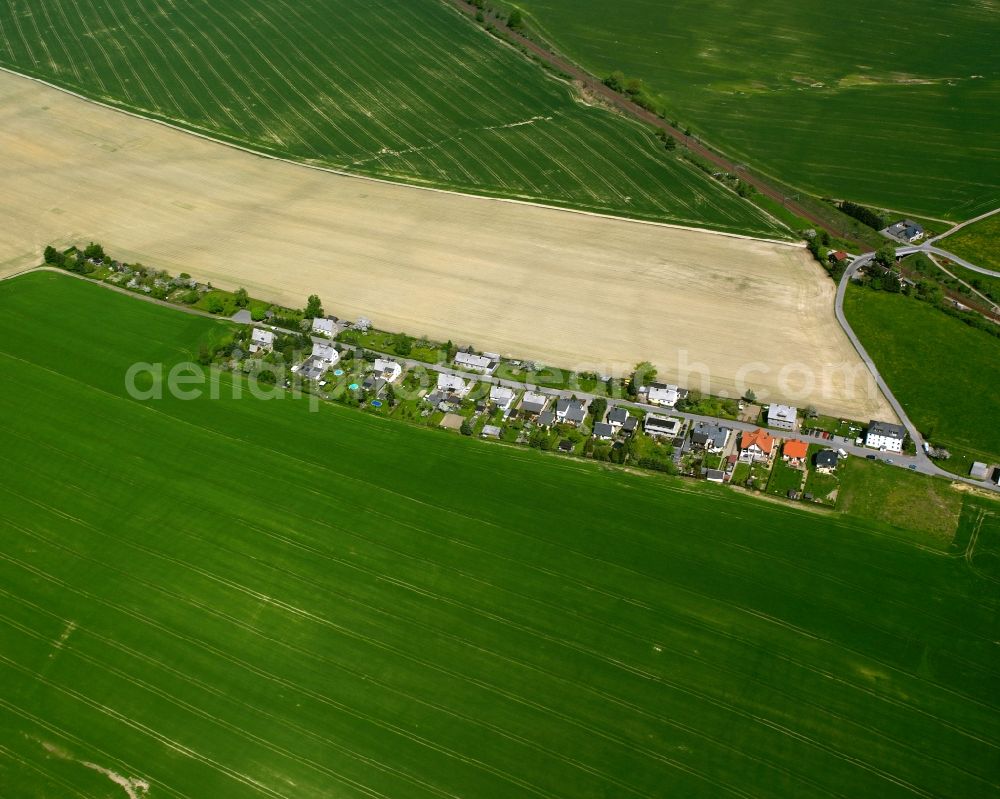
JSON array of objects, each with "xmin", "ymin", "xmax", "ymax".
[{"xmin": 838, "ymin": 201, "xmax": 887, "ymax": 231}]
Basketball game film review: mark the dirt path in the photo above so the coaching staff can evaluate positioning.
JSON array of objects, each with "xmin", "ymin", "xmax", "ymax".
[
  {"xmin": 0, "ymin": 70, "xmax": 892, "ymax": 419},
  {"xmin": 443, "ymin": 0, "xmax": 869, "ymax": 247}
]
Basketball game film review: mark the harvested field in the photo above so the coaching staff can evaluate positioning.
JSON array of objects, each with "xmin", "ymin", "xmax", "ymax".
[{"xmin": 0, "ymin": 71, "xmax": 892, "ymax": 419}]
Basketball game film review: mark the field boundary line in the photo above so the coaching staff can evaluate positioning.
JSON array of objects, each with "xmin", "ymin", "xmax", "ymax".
[{"xmin": 0, "ymin": 64, "xmax": 800, "ymax": 247}]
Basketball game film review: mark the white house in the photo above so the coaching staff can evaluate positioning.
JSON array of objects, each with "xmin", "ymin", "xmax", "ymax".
[
  {"xmin": 249, "ymin": 328, "xmax": 274, "ymax": 354},
  {"xmin": 437, "ymin": 372, "xmax": 470, "ymax": 397},
  {"xmin": 312, "ymin": 341, "xmax": 339, "ymax": 366},
  {"xmin": 489, "ymin": 385, "xmax": 515, "ymax": 411},
  {"xmin": 865, "ymin": 420, "xmax": 906, "ymax": 452},
  {"xmin": 646, "ymin": 382, "xmax": 680, "ymax": 408},
  {"xmin": 767, "ymin": 404, "xmax": 797, "ymax": 431},
  {"xmin": 454, "ymin": 351, "xmax": 498, "ymax": 374},
  {"xmin": 311, "ymin": 317, "xmax": 336, "ymax": 337},
  {"xmin": 373, "ymin": 358, "xmax": 403, "ymax": 384}
]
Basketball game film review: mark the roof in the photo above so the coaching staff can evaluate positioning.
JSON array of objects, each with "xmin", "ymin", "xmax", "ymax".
[
  {"xmin": 622, "ymin": 416, "xmax": 638, "ymax": 432},
  {"xmin": 868, "ymin": 420, "xmax": 906, "ymax": 439},
  {"xmin": 607, "ymin": 407, "xmax": 630, "ymax": 425},
  {"xmin": 593, "ymin": 423, "xmax": 614, "ymax": 438},
  {"xmin": 970, "ymin": 461, "xmax": 989, "ymax": 478},
  {"xmin": 691, "ymin": 423, "xmax": 729, "ymax": 448},
  {"xmin": 311, "ymin": 317, "xmax": 336, "ymax": 334},
  {"xmin": 490, "ymin": 385, "xmax": 515, "ymax": 403},
  {"xmin": 437, "ymin": 373, "xmax": 468, "ymax": 393},
  {"xmin": 767, "ymin": 404, "xmax": 797, "ymax": 424},
  {"xmin": 373, "ymin": 358, "xmax": 402, "ymax": 381},
  {"xmin": 740, "ymin": 428, "xmax": 774, "ymax": 454},
  {"xmin": 831, "ymin": 251, "xmax": 848, "ymax": 261},
  {"xmin": 251, "ymin": 328, "xmax": 274, "ymax": 345},
  {"xmin": 311, "ymin": 341, "xmax": 337, "ymax": 363},
  {"xmin": 537, "ymin": 411, "xmax": 555, "ymax": 427},
  {"xmin": 645, "ymin": 414, "xmax": 680, "ymax": 434},
  {"xmin": 704, "ymin": 469, "xmax": 725, "ymax": 482},
  {"xmin": 557, "ymin": 439, "xmax": 574, "ymax": 452},
  {"xmin": 814, "ymin": 449, "xmax": 839, "ymax": 468},
  {"xmin": 783, "ymin": 440, "xmax": 808, "ymax": 460},
  {"xmin": 556, "ymin": 398, "xmax": 586, "ymax": 422},
  {"xmin": 481, "ymin": 425, "xmax": 502, "ymax": 438},
  {"xmin": 521, "ymin": 391, "xmax": 548, "ymax": 413},
  {"xmin": 454, "ymin": 351, "xmax": 494, "ymax": 370}
]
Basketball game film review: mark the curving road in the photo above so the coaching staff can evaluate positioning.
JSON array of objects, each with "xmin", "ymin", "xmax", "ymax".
[{"xmin": 835, "ymin": 250, "xmax": 999, "ymax": 492}]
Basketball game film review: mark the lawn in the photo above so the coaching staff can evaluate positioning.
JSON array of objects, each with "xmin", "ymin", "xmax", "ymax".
[
  {"xmin": 837, "ymin": 457, "xmax": 965, "ymax": 545},
  {"xmin": 512, "ymin": 0, "xmax": 1000, "ymax": 219},
  {"xmin": 1, "ymin": 272, "xmax": 999, "ymax": 798},
  {"xmin": 765, "ymin": 459, "xmax": 805, "ymax": 498},
  {"xmin": 0, "ymin": 0, "xmax": 786, "ymax": 239},
  {"xmin": 843, "ymin": 285, "xmax": 1000, "ymax": 469},
  {"xmin": 939, "ymin": 214, "xmax": 1000, "ymax": 274}
]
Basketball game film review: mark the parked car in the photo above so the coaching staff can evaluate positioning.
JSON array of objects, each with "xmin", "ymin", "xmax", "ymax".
[
  {"xmin": 908, "ymin": 464, "xmax": 917, "ymax": 470},
  {"xmin": 866, "ymin": 454, "xmax": 876, "ymax": 460}
]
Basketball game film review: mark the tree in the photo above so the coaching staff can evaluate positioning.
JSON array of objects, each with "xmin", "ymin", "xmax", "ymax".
[
  {"xmin": 603, "ymin": 71, "xmax": 626, "ymax": 93},
  {"xmin": 804, "ymin": 404, "xmax": 818, "ymax": 419},
  {"xmin": 588, "ymin": 397, "xmax": 608, "ymax": 424},
  {"xmin": 43, "ymin": 246, "xmax": 64, "ymax": 266},
  {"xmin": 632, "ymin": 361, "xmax": 657, "ymax": 389},
  {"xmin": 384, "ymin": 384, "xmax": 396, "ymax": 406},
  {"xmin": 234, "ymin": 287, "xmax": 250, "ymax": 308},
  {"xmin": 743, "ymin": 388, "xmax": 756, "ymax": 403},
  {"xmin": 874, "ymin": 243, "xmax": 896, "ymax": 270},
  {"xmin": 83, "ymin": 242, "xmax": 105, "ymax": 261},
  {"xmin": 507, "ymin": 8, "xmax": 523, "ymax": 28},
  {"xmin": 206, "ymin": 295, "xmax": 225, "ymax": 314},
  {"xmin": 664, "ymin": 136, "xmax": 677, "ymax": 151},
  {"xmin": 460, "ymin": 419, "xmax": 473, "ymax": 436},
  {"xmin": 394, "ymin": 334, "xmax": 413, "ymax": 357},
  {"xmin": 305, "ymin": 294, "xmax": 323, "ymax": 318}
]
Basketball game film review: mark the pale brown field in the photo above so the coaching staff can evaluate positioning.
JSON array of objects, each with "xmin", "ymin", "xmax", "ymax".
[{"xmin": 0, "ymin": 71, "xmax": 893, "ymax": 419}]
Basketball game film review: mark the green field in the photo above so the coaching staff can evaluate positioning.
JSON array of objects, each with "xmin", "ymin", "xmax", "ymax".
[
  {"xmin": 939, "ymin": 214, "xmax": 1000, "ymax": 274},
  {"xmin": 0, "ymin": 0, "xmax": 787, "ymax": 238},
  {"xmin": 843, "ymin": 285, "xmax": 1000, "ymax": 471},
  {"xmin": 2, "ymin": 273, "xmax": 1000, "ymax": 797},
  {"xmin": 514, "ymin": 0, "xmax": 1000, "ymax": 219}
]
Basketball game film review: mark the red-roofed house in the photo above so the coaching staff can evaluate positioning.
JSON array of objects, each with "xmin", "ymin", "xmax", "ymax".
[
  {"xmin": 782, "ymin": 439, "xmax": 809, "ymax": 466},
  {"xmin": 829, "ymin": 250, "xmax": 848, "ymax": 265},
  {"xmin": 740, "ymin": 428, "xmax": 775, "ymax": 462}
]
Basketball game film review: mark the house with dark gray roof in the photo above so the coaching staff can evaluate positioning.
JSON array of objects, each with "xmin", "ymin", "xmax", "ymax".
[
  {"xmin": 592, "ymin": 422, "xmax": 614, "ymax": 440},
  {"xmin": 814, "ymin": 450, "xmax": 839, "ymax": 472},
  {"xmin": 556, "ymin": 398, "xmax": 587, "ymax": 425},
  {"xmin": 865, "ymin": 420, "xmax": 906, "ymax": 452},
  {"xmin": 691, "ymin": 422, "xmax": 731, "ymax": 453}
]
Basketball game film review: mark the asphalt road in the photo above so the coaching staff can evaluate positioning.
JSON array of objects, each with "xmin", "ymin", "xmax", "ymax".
[{"xmin": 834, "ymin": 251, "xmax": 998, "ymax": 491}]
